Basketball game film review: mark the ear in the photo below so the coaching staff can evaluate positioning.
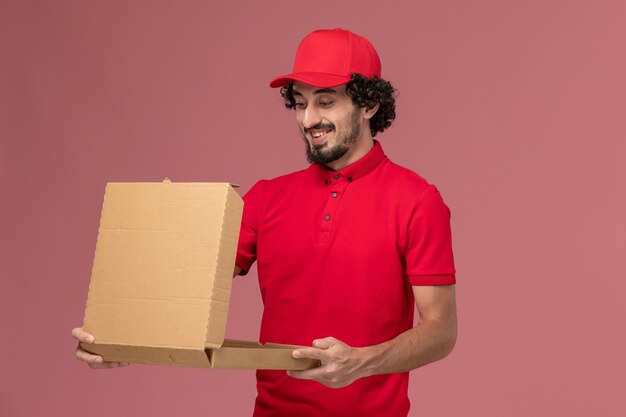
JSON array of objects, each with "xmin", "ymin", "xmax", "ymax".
[{"xmin": 362, "ymin": 102, "xmax": 380, "ymax": 120}]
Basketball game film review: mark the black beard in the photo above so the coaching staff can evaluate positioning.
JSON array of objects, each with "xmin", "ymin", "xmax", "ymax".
[
  {"xmin": 303, "ymin": 109, "xmax": 361, "ymax": 165},
  {"xmin": 306, "ymin": 141, "xmax": 349, "ymax": 164}
]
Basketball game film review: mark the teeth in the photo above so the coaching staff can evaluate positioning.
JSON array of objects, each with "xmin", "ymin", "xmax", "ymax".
[{"xmin": 312, "ymin": 131, "xmax": 328, "ymax": 138}]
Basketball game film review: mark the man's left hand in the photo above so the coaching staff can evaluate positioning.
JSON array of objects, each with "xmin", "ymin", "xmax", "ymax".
[{"xmin": 287, "ymin": 337, "xmax": 369, "ymax": 388}]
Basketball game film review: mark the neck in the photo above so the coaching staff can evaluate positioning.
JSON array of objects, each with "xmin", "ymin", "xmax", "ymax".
[{"xmin": 325, "ymin": 136, "xmax": 375, "ymax": 171}]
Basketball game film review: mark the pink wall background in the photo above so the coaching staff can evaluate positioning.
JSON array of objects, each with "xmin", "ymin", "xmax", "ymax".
[{"xmin": 1, "ymin": 1, "xmax": 625, "ymax": 416}]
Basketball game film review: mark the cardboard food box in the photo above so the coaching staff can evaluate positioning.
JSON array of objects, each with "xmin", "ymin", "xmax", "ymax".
[{"xmin": 80, "ymin": 180, "xmax": 318, "ymax": 370}]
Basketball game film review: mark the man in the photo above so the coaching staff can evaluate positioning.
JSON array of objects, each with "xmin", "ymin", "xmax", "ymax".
[{"xmin": 73, "ymin": 29, "xmax": 457, "ymax": 417}]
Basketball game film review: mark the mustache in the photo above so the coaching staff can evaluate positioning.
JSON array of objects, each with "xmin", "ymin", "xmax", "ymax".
[{"xmin": 303, "ymin": 122, "xmax": 335, "ymax": 134}]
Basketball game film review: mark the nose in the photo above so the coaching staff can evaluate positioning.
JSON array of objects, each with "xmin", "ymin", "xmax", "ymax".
[{"xmin": 301, "ymin": 106, "xmax": 322, "ymax": 130}]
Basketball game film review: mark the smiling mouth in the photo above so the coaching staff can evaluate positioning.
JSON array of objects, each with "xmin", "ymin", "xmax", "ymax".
[{"xmin": 307, "ymin": 127, "xmax": 333, "ymax": 144}]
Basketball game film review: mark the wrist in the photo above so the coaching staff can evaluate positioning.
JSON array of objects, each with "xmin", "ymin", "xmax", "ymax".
[{"xmin": 356, "ymin": 344, "xmax": 385, "ymax": 378}]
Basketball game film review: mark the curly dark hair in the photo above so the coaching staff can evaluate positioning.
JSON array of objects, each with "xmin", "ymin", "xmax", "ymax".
[{"xmin": 280, "ymin": 74, "xmax": 396, "ymax": 137}]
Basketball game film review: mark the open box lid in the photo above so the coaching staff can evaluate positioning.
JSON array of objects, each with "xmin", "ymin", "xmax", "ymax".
[{"xmin": 82, "ymin": 181, "xmax": 243, "ymax": 366}]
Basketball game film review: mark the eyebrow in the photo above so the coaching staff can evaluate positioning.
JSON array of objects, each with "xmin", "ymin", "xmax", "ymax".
[{"xmin": 292, "ymin": 88, "xmax": 337, "ymax": 96}]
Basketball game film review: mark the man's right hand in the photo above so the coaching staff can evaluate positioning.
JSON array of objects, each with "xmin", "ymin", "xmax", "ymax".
[{"xmin": 71, "ymin": 327, "xmax": 130, "ymax": 369}]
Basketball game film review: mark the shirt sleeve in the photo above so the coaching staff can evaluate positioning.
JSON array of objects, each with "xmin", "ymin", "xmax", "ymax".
[
  {"xmin": 236, "ymin": 180, "xmax": 265, "ymax": 275},
  {"xmin": 405, "ymin": 185, "xmax": 457, "ymax": 286}
]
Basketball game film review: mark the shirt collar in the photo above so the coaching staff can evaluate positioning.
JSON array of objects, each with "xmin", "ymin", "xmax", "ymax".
[{"xmin": 310, "ymin": 140, "xmax": 387, "ymax": 184}]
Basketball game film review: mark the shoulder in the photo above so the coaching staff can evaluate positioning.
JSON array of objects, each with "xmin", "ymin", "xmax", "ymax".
[
  {"xmin": 244, "ymin": 166, "xmax": 311, "ymax": 198},
  {"xmin": 371, "ymin": 158, "xmax": 453, "ymax": 221},
  {"xmin": 378, "ymin": 158, "xmax": 437, "ymax": 199}
]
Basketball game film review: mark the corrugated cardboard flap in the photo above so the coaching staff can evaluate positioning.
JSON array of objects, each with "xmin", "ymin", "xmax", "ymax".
[{"xmin": 82, "ymin": 182, "xmax": 242, "ymax": 366}]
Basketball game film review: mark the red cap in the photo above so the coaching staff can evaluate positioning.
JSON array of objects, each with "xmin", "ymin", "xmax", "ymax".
[{"xmin": 269, "ymin": 28, "xmax": 382, "ymax": 88}]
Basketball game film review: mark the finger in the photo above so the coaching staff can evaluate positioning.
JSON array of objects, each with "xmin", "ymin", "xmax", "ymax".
[
  {"xmin": 292, "ymin": 347, "xmax": 327, "ymax": 361},
  {"xmin": 88, "ymin": 361, "xmax": 131, "ymax": 370},
  {"xmin": 75, "ymin": 346, "xmax": 104, "ymax": 365},
  {"xmin": 312, "ymin": 337, "xmax": 337, "ymax": 349},
  {"xmin": 287, "ymin": 366, "xmax": 327, "ymax": 381},
  {"xmin": 76, "ymin": 347, "xmax": 131, "ymax": 369},
  {"xmin": 71, "ymin": 327, "xmax": 94, "ymax": 344}
]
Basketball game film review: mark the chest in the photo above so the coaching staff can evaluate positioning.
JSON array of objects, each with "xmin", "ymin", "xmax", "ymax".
[{"xmin": 255, "ymin": 181, "xmax": 410, "ymax": 271}]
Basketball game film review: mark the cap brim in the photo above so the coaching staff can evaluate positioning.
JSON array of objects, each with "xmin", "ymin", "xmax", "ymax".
[{"xmin": 269, "ymin": 72, "xmax": 351, "ymax": 88}]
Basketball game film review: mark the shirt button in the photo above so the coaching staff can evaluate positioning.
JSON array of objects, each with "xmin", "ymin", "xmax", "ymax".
[
  {"xmin": 324, "ymin": 215, "xmax": 331, "ymax": 221},
  {"xmin": 333, "ymin": 175, "xmax": 340, "ymax": 180},
  {"xmin": 331, "ymin": 192, "xmax": 338, "ymax": 198}
]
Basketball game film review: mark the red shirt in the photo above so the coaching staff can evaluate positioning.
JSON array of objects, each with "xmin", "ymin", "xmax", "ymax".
[{"xmin": 237, "ymin": 141, "xmax": 456, "ymax": 417}]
